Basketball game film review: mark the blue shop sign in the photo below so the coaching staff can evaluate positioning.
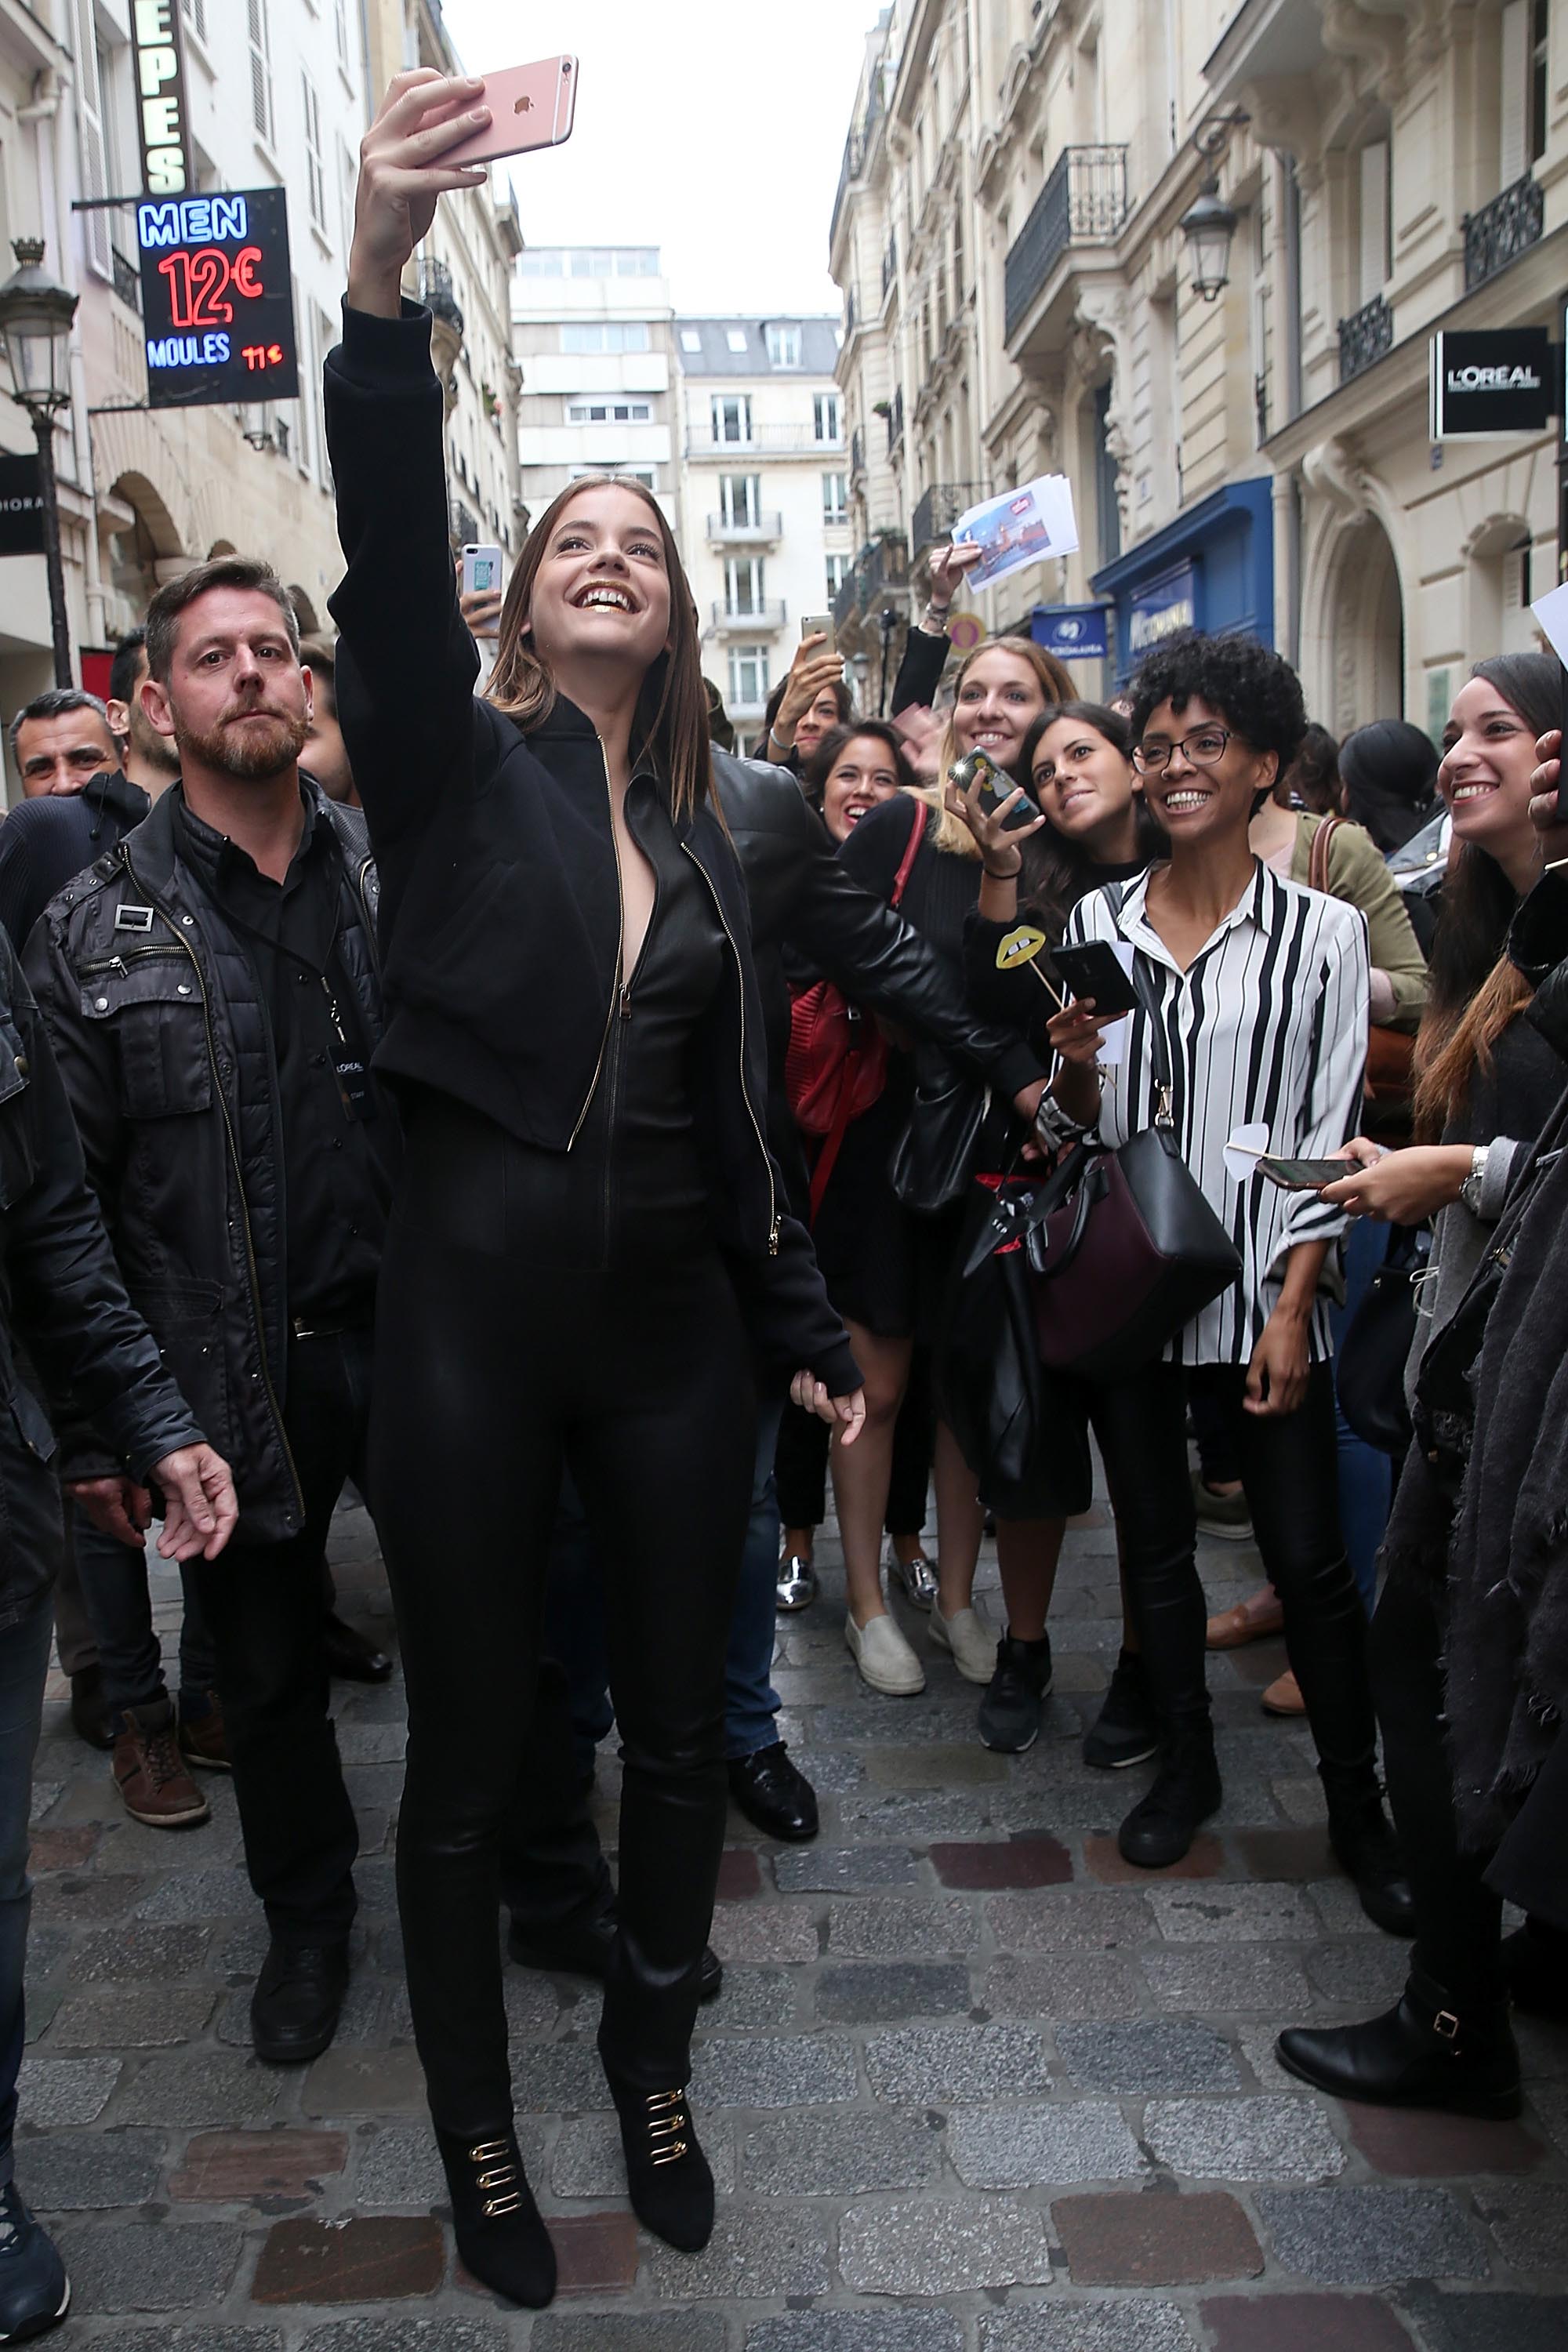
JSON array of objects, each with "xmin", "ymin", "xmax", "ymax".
[
  {"xmin": 1032, "ymin": 604, "xmax": 1112, "ymax": 660},
  {"xmin": 1126, "ymin": 563, "xmax": 1197, "ymax": 659}
]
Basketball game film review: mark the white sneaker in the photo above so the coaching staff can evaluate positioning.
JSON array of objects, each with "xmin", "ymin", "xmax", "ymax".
[
  {"xmin": 845, "ymin": 1610, "xmax": 927, "ymax": 1696},
  {"xmin": 930, "ymin": 1603, "xmax": 996, "ymax": 1685}
]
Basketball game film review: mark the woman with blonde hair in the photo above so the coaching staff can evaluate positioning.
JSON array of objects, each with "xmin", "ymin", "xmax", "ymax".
[{"xmin": 831, "ymin": 630, "xmax": 1073, "ymax": 1696}]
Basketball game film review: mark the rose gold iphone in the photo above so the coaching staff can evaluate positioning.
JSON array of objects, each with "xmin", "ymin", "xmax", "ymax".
[{"xmin": 443, "ymin": 56, "xmax": 578, "ymax": 166}]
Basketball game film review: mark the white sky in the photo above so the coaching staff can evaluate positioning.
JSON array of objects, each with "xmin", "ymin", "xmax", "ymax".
[{"xmin": 437, "ymin": 1, "xmax": 873, "ymax": 315}]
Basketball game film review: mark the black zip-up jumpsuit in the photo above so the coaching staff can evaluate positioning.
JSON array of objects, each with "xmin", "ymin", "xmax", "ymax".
[{"xmin": 325, "ymin": 298, "xmax": 857, "ymax": 2136}]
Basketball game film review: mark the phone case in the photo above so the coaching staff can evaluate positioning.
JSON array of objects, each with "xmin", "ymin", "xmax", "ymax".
[
  {"xmin": 443, "ymin": 57, "xmax": 578, "ymax": 167},
  {"xmin": 1051, "ymin": 942, "xmax": 1139, "ymax": 1014}
]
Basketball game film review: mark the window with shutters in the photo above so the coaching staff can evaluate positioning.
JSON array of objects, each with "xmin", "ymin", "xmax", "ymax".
[
  {"xmin": 183, "ymin": 0, "xmax": 209, "ymax": 41},
  {"xmin": 334, "ymin": 0, "xmax": 351, "ymax": 72},
  {"xmin": 1355, "ymin": 139, "xmax": 1391, "ymax": 306},
  {"xmin": 249, "ymin": 0, "xmax": 275, "ymax": 149},
  {"xmin": 74, "ymin": 2, "xmax": 112, "ymax": 279},
  {"xmin": 303, "ymin": 74, "xmax": 326, "ymax": 231}
]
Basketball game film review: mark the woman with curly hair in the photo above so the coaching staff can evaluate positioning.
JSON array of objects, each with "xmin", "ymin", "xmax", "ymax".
[{"xmin": 1047, "ymin": 632, "xmax": 1408, "ymax": 1922}]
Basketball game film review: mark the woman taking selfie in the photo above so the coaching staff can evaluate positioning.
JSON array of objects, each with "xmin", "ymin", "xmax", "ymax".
[
  {"xmin": 832, "ymin": 636, "xmax": 1073, "ymax": 1695},
  {"xmin": 757, "ymin": 638, "xmax": 852, "ymax": 771},
  {"xmin": 326, "ymin": 72, "xmax": 863, "ymax": 2307},
  {"xmin": 1047, "ymin": 633, "xmax": 1407, "ymax": 1925},
  {"xmin": 947, "ymin": 702, "xmax": 1161, "ymax": 1753}
]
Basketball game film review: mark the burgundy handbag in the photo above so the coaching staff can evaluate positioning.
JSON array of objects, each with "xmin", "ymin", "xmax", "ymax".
[{"xmin": 1024, "ymin": 947, "xmax": 1241, "ymax": 1381}]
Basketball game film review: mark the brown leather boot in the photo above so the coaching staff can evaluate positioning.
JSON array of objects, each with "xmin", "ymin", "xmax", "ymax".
[
  {"xmin": 112, "ymin": 1698, "xmax": 210, "ymax": 1828},
  {"xmin": 178, "ymin": 1691, "xmax": 232, "ymax": 1773}
]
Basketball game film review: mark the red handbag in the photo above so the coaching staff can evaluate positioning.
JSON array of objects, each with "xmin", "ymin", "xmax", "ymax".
[{"xmin": 786, "ymin": 797, "xmax": 926, "ymax": 1222}]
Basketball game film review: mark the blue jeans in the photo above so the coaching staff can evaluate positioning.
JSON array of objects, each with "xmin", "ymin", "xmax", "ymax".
[
  {"xmin": 553, "ymin": 1393, "xmax": 786, "ymax": 1768},
  {"xmin": 0, "ymin": 1570, "xmax": 55, "ymax": 2187},
  {"xmin": 1332, "ymin": 1219, "xmax": 1393, "ymax": 1613}
]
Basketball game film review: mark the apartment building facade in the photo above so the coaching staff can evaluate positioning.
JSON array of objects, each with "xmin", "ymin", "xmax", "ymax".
[
  {"xmin": 830, "ymin": 0, "xmax": 1567, "ymax": 735},
  {"xmin": 510, "ymin": 245, "xmax": 678, "ymax": 532},
  {"xmin": 674, "ymin": 315, "xmax": 853, "ymax": 735}
]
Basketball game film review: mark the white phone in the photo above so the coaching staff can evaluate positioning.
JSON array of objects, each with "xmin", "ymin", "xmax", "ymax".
[{"xmin": 462, "ymin": 543, "xmax": 504, "ymax": 598}]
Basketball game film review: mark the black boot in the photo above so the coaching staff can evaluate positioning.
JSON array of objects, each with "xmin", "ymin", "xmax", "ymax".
[
  {"xmin": 1117, "ymin": 1729, "xmax": 1221, "ymax": 1868},
  {"xmin": 604, "ymin": 2067, "xmax": 714, "ymax": 2252},
  {"xmin": 250, "ymin": 1940, "xmax": 350, "ymax": 2065},
  {"xmin": 978, "ymin": 1632, "xmax": 1054, "ymax": 1754},
  {"xmin": 1276, "ymin": 1969, "xmax": 1521, "ymax": 2118},
  {"xmin": 435, "ymin": 2125, "xmax": 556, "ymax": 2307},
  {"xmin": 1083, "ymin": 1647, "xmax": 1160, "ymax": 1769},
  {"xmin": 1323, "ymin": 1768, "xmax": 1417, "ymax": 1937},
  {"xmin": 507, "ymin": 1907, "xmax": 722, "ymax": 2002}
]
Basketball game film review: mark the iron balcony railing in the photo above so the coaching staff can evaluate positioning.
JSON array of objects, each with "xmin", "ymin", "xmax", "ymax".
[
  {"xmin": 857, "ymin": 532, "xmax": 908, "ymax": 611},
  {"xmin": 1463, "ymin": 171, "xmax": 1544, "ymax": 292},
  {"xmin": 1338, "ymin": 292, "xmax": 1393, "ymax": 385},
  {"xmin": 887, "ymin": 387, "xmax": 904, "ymax": 452},
  {"xmin": 912, "ymin": 482, "xmax": 986, "ymax": 551},
  {"xmin": 419, "ymin": 256, "xmax": 463, "ymax": 335},
  {"xmin": 693, "ymin": 424, "xmax": 844, "ymax": 456},
  {"xmin": 1004, "ymin": 145, "xmax": 1128, "ymax": 342},
  {"xmin": 706, "ymin": 511, "xmax": 783, "ymax": 543},
  {"xmin": 711, "ymin": 597, "xmax": 787, "ymax": 632},
  {"xmin": 111, "ymin": 247, "xmax": 140, "ymax": 312},
  {"xmin": 833, "ymin": 565, "xmax": 862, "ymax": 630}
]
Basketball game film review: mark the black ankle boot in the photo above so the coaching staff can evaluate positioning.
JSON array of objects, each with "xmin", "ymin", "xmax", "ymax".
[
  {"xmin": 604, "ymin": 2068, "xmax": 714, "ymax": 2252},
  {"xmin": 1323, "ymin": 1769, "xmax": 1417, "ymax": 1936},
  {"xmin": 1117, "ymin": 1730, "xmax": 1221, "ymax": 1868},
  {"xmin": 1276, "ymin": 1969, "xmax": 1521, "ymax": 2118},
  {"xmin": 434, "ymin": 2125, "xmax": 556, "ymax": 2307}
]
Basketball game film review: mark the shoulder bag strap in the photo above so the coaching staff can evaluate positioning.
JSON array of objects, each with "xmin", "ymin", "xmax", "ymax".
[
  {"xmin": 1307, "ymin": 815, "xmax": 1343, "ymax": 896},
  {"xmin": 889, "ymin": 797, "xmax": 927, "ymax": 911}
]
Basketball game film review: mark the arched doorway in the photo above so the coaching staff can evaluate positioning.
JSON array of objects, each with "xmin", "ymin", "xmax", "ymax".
[
  {"xmin": 1466, "ymin": 514, "xmax": 1537, "ymax": 661},
  {"xmin": 106, "ymin": 471, "xmax": 185, "ymax": 608},
  {"xmin": 1326, "ymin": 514, "xmax": 1404, "ymax": 732}
]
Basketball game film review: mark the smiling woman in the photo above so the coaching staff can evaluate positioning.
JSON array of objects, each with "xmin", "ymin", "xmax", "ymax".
[{"xmin": 323, "ymin": 67, "xmax": 862, "ymax": 2314}]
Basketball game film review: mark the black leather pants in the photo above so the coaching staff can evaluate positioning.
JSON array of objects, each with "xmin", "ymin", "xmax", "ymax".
[
  {"xmin": 1090, "ymin": 1361, "xmax": 1377, "ymax": 1774},
  {"xmin": 371, "ymin": 1201, "xmax": 755, "ymax": 2133}
]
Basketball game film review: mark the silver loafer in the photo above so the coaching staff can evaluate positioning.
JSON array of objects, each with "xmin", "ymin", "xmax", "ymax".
[
  {"xmin": 776, "ymin": 1553, "xmax": 818, "ymax": 1613},
  {"xmin": 889, "ymin": 1548, "xmax": 938, "ymax": 1610}
]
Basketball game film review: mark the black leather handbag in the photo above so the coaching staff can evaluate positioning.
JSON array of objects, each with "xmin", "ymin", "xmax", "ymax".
[
  {"xmin": 1335, "ymin": 1224, "xmax": 1428, "ymax": 1457},
  {"xmin": 1024, "ymin": 958, "xmax": 1242, "ymax": 1382},
  {"xmin": 888, "ymin": 1047, "xmax": 989, "ymax": 1217}
]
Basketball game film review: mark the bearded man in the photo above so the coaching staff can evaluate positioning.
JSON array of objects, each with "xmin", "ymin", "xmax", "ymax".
[{"xmin": 25, "ymin": 557, "xmax": 392, "ymax": 2067}]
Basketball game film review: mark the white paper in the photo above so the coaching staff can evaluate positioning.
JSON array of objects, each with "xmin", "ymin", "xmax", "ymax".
[
  {"xmin": 1093, "ymin": 942, "xmax": 1137, "ymax": 1068},
  {"xmin": 1532, "ymin": 579, "xmax": 1568, "ymax": 667},
  {"xmin": 952, "ymin": 475, "xmax": 1080, "ymax": 593},
  {"xmin": 1224, "ymin": 1123, "xmax": 1271, "ymax": 1185}
]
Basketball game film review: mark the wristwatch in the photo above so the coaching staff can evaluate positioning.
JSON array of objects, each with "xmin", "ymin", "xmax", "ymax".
[{"xmin": 1458, "ymin": 1144, "xmax": 1488, "ymax": 1215}]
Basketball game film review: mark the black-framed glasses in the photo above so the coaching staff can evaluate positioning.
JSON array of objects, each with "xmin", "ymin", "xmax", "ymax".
[{"xmin": 1131, "ymin": 725, "xmax": 1232, "ymax": 775}]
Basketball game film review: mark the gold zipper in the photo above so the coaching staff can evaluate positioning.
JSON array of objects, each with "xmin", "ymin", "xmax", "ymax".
[
  {"xmin": 122, "ymin": 851, "xmax": 306, "ymax": 1521},
  {"xmin": 682, "ymin": 841, "xmax": 779, "ymax": 1255},
  {"xmin": 567, "ymin": 739, "xmax": 626, "ymax": 1149}
]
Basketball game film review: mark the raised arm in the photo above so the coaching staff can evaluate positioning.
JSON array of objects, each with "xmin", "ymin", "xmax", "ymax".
[{"xmin": 325, "ymin": 73, "xmax": 495, "ymax": 849}]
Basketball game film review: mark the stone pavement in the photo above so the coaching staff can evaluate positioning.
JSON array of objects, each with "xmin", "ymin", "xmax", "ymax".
[{"xmin": 20, "ymin": 1487, "xmax": 1568, "ymax": 2350}]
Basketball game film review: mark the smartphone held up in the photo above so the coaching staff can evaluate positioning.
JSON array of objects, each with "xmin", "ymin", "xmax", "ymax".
[{"xmin": 441, "ymin": 56, "xmax": 579, "ymax": 168}]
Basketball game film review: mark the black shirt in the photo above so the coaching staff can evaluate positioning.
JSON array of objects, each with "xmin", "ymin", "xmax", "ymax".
[{"xmin": 173, "ymin": 786, "xmax": 391, "ymax": 1324}]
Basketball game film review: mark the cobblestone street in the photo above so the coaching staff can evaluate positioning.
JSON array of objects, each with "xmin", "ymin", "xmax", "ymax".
[{"xmin": 19, "ymin": 1489, "xmax": 1568, "ymax": 2350}]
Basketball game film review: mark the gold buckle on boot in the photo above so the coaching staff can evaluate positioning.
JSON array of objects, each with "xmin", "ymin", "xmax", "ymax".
[
  {"xmin": 645, "ymin": 2089, "xmax": 690, "ymax": 2167},
  {"xmin": 469, "ymin": 2136, "xmax": 524, "ymax": 2217}
]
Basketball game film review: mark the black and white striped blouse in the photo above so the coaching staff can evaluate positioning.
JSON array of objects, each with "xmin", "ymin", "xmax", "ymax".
[{"xmin": 1062, "ymin": 862, "xmax": 1370, "ymax": 1365}]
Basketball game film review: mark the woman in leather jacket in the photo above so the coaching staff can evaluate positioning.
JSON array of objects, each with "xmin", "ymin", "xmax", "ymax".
[{"xmin": 327, "ymin": 72, "xmax": 863, "ymax": 2309}]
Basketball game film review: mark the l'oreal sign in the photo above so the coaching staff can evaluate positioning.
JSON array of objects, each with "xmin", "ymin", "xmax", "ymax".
[{"xmin": 1429, "ymin": 328, "xmax": 1554, "ymax": 440}]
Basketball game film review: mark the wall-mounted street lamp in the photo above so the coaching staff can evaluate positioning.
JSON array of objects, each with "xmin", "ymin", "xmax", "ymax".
[
  {"xmin": 0, "ymin": 239, "xmax": 80, "ymax": 686},
  {"xmin": 1179, "ymin": 109, "xmax": 1250, "ymax": 304}
]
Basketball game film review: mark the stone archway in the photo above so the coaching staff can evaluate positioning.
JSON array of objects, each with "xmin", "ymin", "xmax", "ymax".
[
  {"xmin": 1323, "ymin": 512, "xmax": 1404, "ymax": 733},
  {"xmin": 1465, "ymin": 512, "xmax": 1537, "ymax": 662},
  {"xmin": 106, "ymin": 470, "xmax": 186, "ymax": 607}
]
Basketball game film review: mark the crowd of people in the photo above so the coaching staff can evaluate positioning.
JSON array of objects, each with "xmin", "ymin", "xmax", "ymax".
[{"xmin": 0, "ymin": 66, "xmax": 1559, "ymax": 2332}]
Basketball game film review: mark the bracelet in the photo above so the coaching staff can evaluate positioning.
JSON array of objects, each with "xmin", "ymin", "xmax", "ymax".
[
  {"xmin": 982, "ymin": 858, "xmax": 1022, "ymax": 880},
  {"xmin": 923, "ymin": 603, "xmax": 950, "ymax": 633}
]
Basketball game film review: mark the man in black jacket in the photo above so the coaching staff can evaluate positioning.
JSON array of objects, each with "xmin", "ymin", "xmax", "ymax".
[
  {"xmin": 27, "ymin": 556, "xmax": 392, "ymax": 2067},
  {"xmin": 0, "ymin": 923, "xmax": 234, "ymax": 2343}
]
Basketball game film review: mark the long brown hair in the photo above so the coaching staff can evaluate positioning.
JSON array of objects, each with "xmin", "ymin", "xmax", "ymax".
[
  {"xmin": 485, "ymin": 475, "xmax": 713, "ymax": 822},
  {"xmin": 1411, "ymin": 652, "xmax": 1555, "ymax": 1141},
  {"xmin": 924, "ymin": 636, "xmax": 1076, "ymax": 858}
]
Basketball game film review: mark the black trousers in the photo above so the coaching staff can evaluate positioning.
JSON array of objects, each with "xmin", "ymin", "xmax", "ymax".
[
  {"xmin": 371, "ymin": 1210, "xmax": 755, "ymax": 2133},
  {"xmin": 1372, "ymin": 1570, "xmax": 1503, "ymax": 2002},
  {"xmin": 189, "ymin": 1328, "xmax": 369, "ymax": 1944},
  {"xmin": 1087, "ymin": 1360, "xmax": 1375, "ymax": 1773}
]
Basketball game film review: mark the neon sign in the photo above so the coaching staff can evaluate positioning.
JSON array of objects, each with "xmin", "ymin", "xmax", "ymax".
[
  {"xmin": 129, "ymin": 0, "xmax": 192, "ymax": 195},
  {"xmin": 136, "ymin": 187, "xmax": 299, "ymax": 410}
]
